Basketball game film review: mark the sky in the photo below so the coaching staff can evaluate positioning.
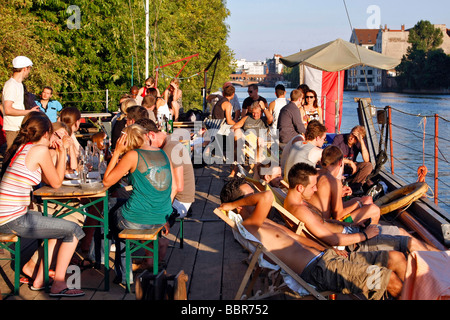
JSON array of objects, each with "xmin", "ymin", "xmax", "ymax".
[{"xmin": 225, "ymin": 0, "xmax": 450, "ymax": 61}]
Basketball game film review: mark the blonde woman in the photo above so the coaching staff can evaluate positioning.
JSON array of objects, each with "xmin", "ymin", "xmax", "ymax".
[
  {"xmin": 103, "ymin": 124, "xmax": 176, "ymax": 282},
  {"xmin": 163, "ymin": 78, "xmax": 182, "ymax": 121}
]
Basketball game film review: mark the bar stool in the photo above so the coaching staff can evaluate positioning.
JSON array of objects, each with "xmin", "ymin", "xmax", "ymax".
[
  {"xmin": 0, "ymin": 233, "xmax": 21, "ymax": 296},
  {"xmin": 118, "ymin": 226, "xmax": 163, "ymax": 292}
]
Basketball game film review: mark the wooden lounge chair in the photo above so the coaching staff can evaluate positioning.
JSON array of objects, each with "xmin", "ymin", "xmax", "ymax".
[
  {"xmin": 238, "ymin": 174, "xmax": 331, "ymax": 248},
  {"xmin": 202, "ymin": 118, "xmax": 227, "ymax": 162},
  {"xmin": 213, "ymin": 208, "xmax": 328, "ymax": 300}
]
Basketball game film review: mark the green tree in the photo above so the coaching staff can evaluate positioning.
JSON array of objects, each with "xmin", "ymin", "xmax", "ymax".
[
  {"xmin": 396, "ymin": 20, "xmax": 449, "ymax": 90},
  {"xmin": 283, "ymin": 65, "xmax": 300, "ymax": 88},
  {"xmin": 407, "ymin": 20, "xmax": 443, "ymax": 51},
  {"xmin": 0, "ymin": 2, "xmax": 76, "ymax": 98},
  {"xmin": 1, "ymin": 0, "xmax": 234, "ymax": 113}
]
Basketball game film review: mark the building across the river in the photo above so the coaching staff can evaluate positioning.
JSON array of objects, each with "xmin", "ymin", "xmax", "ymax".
[{"xmin": 347, "ymin": 24, "xmax": 450, "ymax": 91}]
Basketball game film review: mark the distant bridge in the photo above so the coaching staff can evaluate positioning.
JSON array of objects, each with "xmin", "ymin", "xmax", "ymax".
[
  {"xmin": 229, "ymin": 72, "xmax": 286, "ymax": 87},
  {"xmin": 229, "ymin": 73, "xmax": 266, "ymax": 87}
]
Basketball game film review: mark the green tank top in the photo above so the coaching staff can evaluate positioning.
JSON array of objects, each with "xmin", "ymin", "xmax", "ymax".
[{"xmin": 122, "ymin": 149, "xmax": 173, "ymax": 225}]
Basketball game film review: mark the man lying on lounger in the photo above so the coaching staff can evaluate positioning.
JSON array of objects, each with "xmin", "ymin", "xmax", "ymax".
[
  {"xmin": 284, "ymin": 162, "xmax": 438, "ymax": 253},
  {"xmin": 219, "ymin": 177, "xmax": 406, "ymax": 299}
]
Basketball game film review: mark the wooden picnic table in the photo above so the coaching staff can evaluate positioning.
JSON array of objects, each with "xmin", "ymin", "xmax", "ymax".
[{"xmin": 33, "ymin": 181, "xmax": 110, "ymax": 291}]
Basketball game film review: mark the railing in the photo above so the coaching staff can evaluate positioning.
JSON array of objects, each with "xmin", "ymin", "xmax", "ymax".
[
  {"xmin": 379, "ymin": 106, "xmax": 450, "ymax": 209},
  {"xmin": 57, "ymin": 86, "xmax": 203, "ymax": 113}
]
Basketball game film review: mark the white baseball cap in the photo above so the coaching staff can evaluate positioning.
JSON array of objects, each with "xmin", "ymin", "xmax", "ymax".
[{"xmin": 12, "ymin": 56, "xmax": 33, "ymax": 68}]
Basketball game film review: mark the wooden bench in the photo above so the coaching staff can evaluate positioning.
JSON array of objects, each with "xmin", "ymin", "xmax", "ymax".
[
  {"xmin": 0, "ymin": 233, "xmax": 21, "ymax": 296},
  {"xmin": 118, "ymin": 226, "xmax": 164, "ymax": 292}
]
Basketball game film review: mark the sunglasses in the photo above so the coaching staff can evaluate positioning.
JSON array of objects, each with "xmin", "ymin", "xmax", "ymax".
[
  {"xmin": 248, "ymin": 91, "xmax": 253, "ymax": 93},
  {"xmin": 145, "ymin": 84, "xmax": 152, "ymax": 88},
  {"xmin": 306, "ymin": 96, "xmax": 315, "ymax": 99}
]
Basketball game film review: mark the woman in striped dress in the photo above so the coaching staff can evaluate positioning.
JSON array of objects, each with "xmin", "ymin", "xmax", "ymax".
[{"xmin": 0, "ymin": 114, "xmax": 85, "ymax": 297}]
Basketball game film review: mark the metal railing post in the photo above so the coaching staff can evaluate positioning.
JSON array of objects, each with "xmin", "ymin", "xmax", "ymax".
[
  {"xmin": 434, "ymin": 114, "xmax": 439, "ymax": 205},
  {"xmin": 388, "ymin": 106, "xmax": 394, "ymax": 174}
]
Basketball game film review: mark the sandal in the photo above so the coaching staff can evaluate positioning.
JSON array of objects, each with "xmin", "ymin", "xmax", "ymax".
[
  {"xmin": 21, "ymin": 269, "xmax": 55, "ymax": 284},
  {"xmin": 49, "ymin": 288, "xmax": 85, "ymax": 297},
  {"xmin": 20, "ymin": 275, "xmax": 32, "ymax": 284}
]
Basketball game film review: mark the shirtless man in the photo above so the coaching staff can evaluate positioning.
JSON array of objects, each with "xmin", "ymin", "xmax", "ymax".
[
  {"xmin": 284, "ymin": 162, "xmax": 438, "ymax": 253},
  {"xmin": 308, "ymin": 145, "xmax": 380, "ymax": 225},
  {"xmin": 219, "ymin": 177, "xmax": 406, "ymax": 299}
]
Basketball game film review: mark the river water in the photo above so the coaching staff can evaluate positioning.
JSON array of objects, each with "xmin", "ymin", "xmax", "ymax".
[{"xmin": 234, "ymin": 86, "xmax": 450, "ymax": 210}]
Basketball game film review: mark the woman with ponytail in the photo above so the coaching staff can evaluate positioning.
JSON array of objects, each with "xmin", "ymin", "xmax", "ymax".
[{"xmin": 0, "ymin": 114, "xmax": 85, "ymax": 297}]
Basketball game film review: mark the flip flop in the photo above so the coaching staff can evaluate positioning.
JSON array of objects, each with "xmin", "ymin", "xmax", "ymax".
[
  {"xmin": 30, "ymin": 284, "xmax": 51, "ymax": 291},
  {"xmin": 30, "ymin": 278, "xmax": 54, "ymax": 291},
  {"xmin": 20, "ymin": 276, "xmax": 32, "ymax": 284},
  {"xmin": 49, "ymin": 288, "xmax": 85, "ymax": 298},
  {"xmin": 21, "ymin": 269, "xmax": 55, "ymax": 284}
]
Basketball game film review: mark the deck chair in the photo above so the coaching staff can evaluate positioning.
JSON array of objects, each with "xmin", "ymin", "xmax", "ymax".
[
  {"xmin": 239, "ymin": 175, "xmax": 331, "ymax": 249},
  {"xmin": 240, "ymin": 130, "xmax": 277, "ymax": 169},
  {"xmin": 214, "ymin": 208, "xmax": 327, "ymax": 300},
  {"xmin": 202, "ymin": 118, "xmax": 227, "ymax": 163}
]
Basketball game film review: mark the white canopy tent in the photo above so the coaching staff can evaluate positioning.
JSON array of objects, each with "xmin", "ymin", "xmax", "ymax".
[
  {"xmin": 280, "ymin": 38, "xmax": 401, "ymax": 72},
  {"xmin": 280, "ymin": 38, "xmax": 401, "ymax": 133}
]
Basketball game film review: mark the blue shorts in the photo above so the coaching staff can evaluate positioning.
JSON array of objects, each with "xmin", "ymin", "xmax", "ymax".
[
  {"xmin": 0, "ymin": 211, "xmax": 85, "ymax": 242},
  {"xmin": 114, "ymin": 206, "xmax": 164, "ymax": 231}
]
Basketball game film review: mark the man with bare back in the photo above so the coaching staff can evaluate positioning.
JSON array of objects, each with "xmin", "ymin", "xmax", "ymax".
[{"xmin": 219, "ymin": 176, "xmax": 406, "ymax": 299}]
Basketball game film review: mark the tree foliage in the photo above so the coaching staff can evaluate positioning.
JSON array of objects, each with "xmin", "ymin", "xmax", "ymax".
[
  {"xmin": 282, "ymin": 65, "xmax": 300, "ymax": 88},
  {"xmin": 0, "ymin": 0, "xmax": 234, "ymax": 112},
  {"xmin": 396, "ymin": 20, "xmax": 450, "ymax": 90},
  {"xmin": 407, "ymin": 20, "xmax": 443, "ymax": 52}
]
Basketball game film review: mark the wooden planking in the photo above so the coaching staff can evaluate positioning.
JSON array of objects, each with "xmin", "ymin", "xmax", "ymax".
[
  {"xmin": 0, "ymin": 163, "xmax": 246, "ymax": 300},
  {"xmin": 184, "ymin": 173, "xmax": 225, "ymax": 299},
  {"xmin": 221, "ymin": 223, "xmax": 249, "ymax": 299}
]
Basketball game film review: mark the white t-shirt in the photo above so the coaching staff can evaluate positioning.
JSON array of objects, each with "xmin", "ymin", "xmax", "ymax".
[
  {"xmin": 2, "ymin": 78, "xmax": 25, "ymax": 131},
  {"xmin": 157, "ymin": 102, "xmax": 171, "ymax": 119},
  {"xmin": 270, "ymin": 97, "xmax": 287, "ymax": 136}
]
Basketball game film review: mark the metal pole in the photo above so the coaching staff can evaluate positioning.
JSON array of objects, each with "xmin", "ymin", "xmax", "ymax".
[
  {"xmin": 336, "ymin": 71, "xmax": 340, "ymax": 133},
  {"xmin": 335, "ymin": 100, "xmax": 339, "ymax": 133},
  {"xmin": 145, "ymin": 0, "xmax": 149, "ymax": 79},
  {"xmin": 105, "ymin": 89, "xmax": 109, "ymax": 113},
  {"xmin": 203, "ymin": 70, "xmax": 207, "ymax": 113},
  {"xmin": 388, "ymin": 106, "xmax": 394, "ymax": 174},
  {"xmin": 131, "ymin": 56, "xmax": 134, "ymax": 87},
  {"xmin": 434, "ymin": 114, "xmax": 439, "ymax": 205}
]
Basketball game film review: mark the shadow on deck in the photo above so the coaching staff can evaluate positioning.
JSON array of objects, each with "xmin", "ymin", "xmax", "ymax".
[{"xmin": 1, "ymin": 164, "xmax": 254, "ymax": 301}]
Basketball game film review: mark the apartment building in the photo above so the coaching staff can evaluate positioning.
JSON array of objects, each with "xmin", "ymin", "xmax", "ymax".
[{"xmin": 347, "ymin": 24, "xmax": 450, "ymax": 91}]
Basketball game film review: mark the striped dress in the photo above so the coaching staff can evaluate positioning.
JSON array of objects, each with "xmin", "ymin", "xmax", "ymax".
[{"xmin": 0, "ymin": 143, "xmax": 42, "ymax": 225}]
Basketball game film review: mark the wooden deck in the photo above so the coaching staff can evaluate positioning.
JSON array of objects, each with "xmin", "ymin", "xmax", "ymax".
[{"xmin": 1, "ymin": 164, "xmax": 254, "ymax": 300}]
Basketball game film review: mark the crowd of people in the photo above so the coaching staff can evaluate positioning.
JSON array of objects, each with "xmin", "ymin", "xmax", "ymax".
[
  {"xmin": 208, "ymin": 80, "xmax": 372, "ymax": 194},
  {"xmin": 208, "ymin": 81, "xmax": 445, "ymax": 299},
  {"xmin": 0, "ymin": 56, "xmax": 195, "ymax": 297},
  {"xmin": 0, "ymin": 55, "xmax": 445, "ymax": 300}
]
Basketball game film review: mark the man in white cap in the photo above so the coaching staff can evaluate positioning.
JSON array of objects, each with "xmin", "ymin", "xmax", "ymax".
[{"xmin": 2, "ymin": 56, "xmax": 40, "ymax": 149}]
